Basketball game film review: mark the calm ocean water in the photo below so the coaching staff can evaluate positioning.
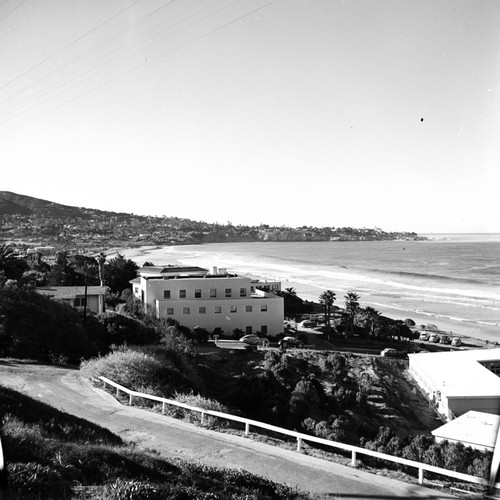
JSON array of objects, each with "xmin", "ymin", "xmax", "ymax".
[{"xmin": 122, "ymin": 234, "xmax": 500, "ymax": 340}]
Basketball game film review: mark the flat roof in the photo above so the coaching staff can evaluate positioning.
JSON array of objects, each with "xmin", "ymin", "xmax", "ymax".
[
  {"xmin": 432, "ymin": 411, "xmax": 500, "ymax": 451},
  {"xmin": 139, "ymin": 265, "xmax": 209, "ymax": 275},
  {"xmin": 410, "ymin": 348, "xmax": 500, "ymax": 398},
  {"xmin": 36, "ymin": 286, "xmax": 108, "ymax": 298}
]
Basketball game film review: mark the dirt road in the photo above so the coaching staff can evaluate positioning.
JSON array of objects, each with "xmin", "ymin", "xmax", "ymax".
[{"xmin": 0, "ymin": 361, "xmax": 456, "ymax": 499}]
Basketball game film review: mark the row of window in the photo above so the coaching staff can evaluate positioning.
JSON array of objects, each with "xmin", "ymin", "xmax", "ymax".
[
  {"xmin": 166, "ymin": 304, "xmax": 268, "ymax": 315},
  {"xmin": 163, "ymin": 288, "xmax": 247, "ymax": 300}
]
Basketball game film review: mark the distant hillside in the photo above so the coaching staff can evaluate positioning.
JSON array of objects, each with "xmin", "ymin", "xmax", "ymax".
[
  {"xmin": 0, "ymin": 191, "xmax": 128, "ymax": 219},
  {"xmin": 0, "ymin": 191, "xmax": 425, "ymax": 250},
  {"xmin": 0, "ymin": 191, "xmax": 85, "ymax": 218}
]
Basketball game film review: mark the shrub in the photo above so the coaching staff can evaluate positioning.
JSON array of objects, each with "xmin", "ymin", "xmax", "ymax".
[{"xmin": 80, "ymin": 347, "xmax": 200, "ymax": 398}]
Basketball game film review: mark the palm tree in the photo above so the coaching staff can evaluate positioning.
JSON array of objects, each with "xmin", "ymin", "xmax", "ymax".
[
  {"xmin": 344, "ymin": 291, "xmax": 360, "ymax": 337},
  {"xmin": 0, "ymin": 244, "xmax": 27, "ymax": 281},
  {"xmin": 319, "ymin": 290, "xmax": 336, "ymax": 340},
  {"xmin": 364, "ymin": 306, "xmax": 380, "ymax": 338},
  {"xmin": 96, "ymin": 252, "xmax": 106, "ymax": 286}
]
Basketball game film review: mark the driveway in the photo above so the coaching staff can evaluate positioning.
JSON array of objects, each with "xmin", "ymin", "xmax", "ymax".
[{"xmin": 0, "ymin": 361, "xmax": 455, "ymax": 499}]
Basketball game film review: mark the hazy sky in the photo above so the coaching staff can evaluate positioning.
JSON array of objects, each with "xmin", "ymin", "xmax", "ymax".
[{"xmin": 1, "ymin": 0, "xmax": 498, "ymax": 233}]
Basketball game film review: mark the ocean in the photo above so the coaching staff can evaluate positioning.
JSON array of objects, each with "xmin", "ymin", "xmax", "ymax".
[{"xmin": 120, "ymin": 234, "xmax": 500, "ymax": 342}]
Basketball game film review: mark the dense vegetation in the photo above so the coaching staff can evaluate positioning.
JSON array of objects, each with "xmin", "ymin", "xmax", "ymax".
[{"xmin": 0, "ymin": 383, "xmax": 307, "ymax": 499}]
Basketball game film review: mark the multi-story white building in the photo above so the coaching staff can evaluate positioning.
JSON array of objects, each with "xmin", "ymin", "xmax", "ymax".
[{"xmin": 131, "ymin": 265, "xmax": 284, "ymax": 336}]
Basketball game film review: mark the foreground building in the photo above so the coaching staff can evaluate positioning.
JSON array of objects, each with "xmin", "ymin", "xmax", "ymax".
[
  {"xmin": 432, "ymin": 410, "xmax": 500, "ymax": 452},
  {"xmin": 409, "ymin": 348, "xmax": 500, "ymax": 421},
  {"xmin": 131, "ymin": 265, "xmax": 284, "ymax": 336}
]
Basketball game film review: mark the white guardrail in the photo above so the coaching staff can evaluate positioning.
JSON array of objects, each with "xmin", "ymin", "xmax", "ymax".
[{"xmin": 98, "ymin": 376, "xmax": 499, "ymax": 490}]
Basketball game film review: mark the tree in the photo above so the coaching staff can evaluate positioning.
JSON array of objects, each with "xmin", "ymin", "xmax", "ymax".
[
  {"xmin": 0, "ymin": 244, "xmax": 28, "ymax": 281},
  {"xmin": 319, "ymin": 290, "xmax": 336, "ymax": 340},
  {"xmin": 97, "ymin": 252, "xmax": 107, "ymax": 286},
  {"xmin": 363, "ymin": 306, "xmax": 380, "ymax": 338},
  {"xmin": 344, "ymin": 291, "xmax": 360, "ymax": 337},
  {"xmin": 104, "ymin": 254, "xmax": 139, "ymax": 294}
]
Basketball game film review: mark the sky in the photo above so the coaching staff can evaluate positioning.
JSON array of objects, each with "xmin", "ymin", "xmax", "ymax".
[{"xmin": 1, "ymin": 0, "xmax": 499, "ymax": 233}]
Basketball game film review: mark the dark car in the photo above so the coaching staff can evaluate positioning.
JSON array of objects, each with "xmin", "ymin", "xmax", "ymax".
[{"xmin": 283, "ymin": 336, "xmax": 304, "ymax": 348}]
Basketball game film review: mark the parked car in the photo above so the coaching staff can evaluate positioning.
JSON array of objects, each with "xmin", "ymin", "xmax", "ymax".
[
  {"xmin": 239, "ymin": 334, "xmax": 262, "ymax": 346},
  {"xmin": 451, "ymin": 337, "xmax": 462, "ymax": 347},
  {"xmin": 440, "ymin": 335, "xmax": 451, "ymax": 345},
  {"xmin": 282, "ymin": 336, "xmax": 304, "ymax": 348},
  {"xmin": 405, "ymin": 343, "xmax": 422, "ymax": 353},
  {"xmin": 380, "ymin": 348, "xmax": 398, "ymax": 357},
  {"xmin": 419, "ymin": 332, "xmax": 429, "ymax": 341},
  {"xmin": 428, "ymin": 333, "xmax": 440, "ymax": 343}
]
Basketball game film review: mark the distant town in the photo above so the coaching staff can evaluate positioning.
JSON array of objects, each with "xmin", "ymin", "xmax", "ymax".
[{"xmin": 0, "ymin": 191, "xmax": 425, "ymax": 254}]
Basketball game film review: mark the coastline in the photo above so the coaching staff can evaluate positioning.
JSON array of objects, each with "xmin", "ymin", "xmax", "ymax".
[{"xmin": 117, "ymin": 243, "xmax": 500, "ymax": 345}]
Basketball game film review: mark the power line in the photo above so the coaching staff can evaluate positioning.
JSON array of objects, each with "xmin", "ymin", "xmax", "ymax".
[
  {"xmin": 0, "ymin": 0, "xmax": 278, "ymax": 135},
  {"xmin": 0, "ymin": 0, "xmax": 143, "ymax": 92},
  {"xmin": 0, "ymin": 0, "xmax": 26, "ymax": 24}
]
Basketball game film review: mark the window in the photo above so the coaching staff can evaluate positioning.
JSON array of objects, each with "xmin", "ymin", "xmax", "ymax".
[
  {"xmin": 261, "ymin": 325, "xmax": 268, "ymax": 334},
  {"xmin": 195, "ymin": 289, "xmax": 201, "ymax": 298},
  {"xmin": 245, "ymin": 305, "xmax": 252, "ymax": 312},
  {"xmin": 199, "ymin": 307, "xmax": 206, "ymax": 314},
  {"xmin": 214, "ymin": 306, "xmax": 222, "ymax": 314},
  {"xmin": 166, "ymin": 308, "xmax": 174, "ymax": 315},
  {"xmin": 230, "ymin": 306, "xmax": 237, "ymax": 313},
  {"xmin": 240, "ymin": 288, "xmax": 247, "ymax": 297},
  {"xmin": 225, "ymin": 288, "xmax": 232, "ymax": 297},
  {"xmin": 210, "ymin": 289, "xmax": 217, "ymax": 298},
  {"xmin": 261, "ymin": 304, "xmax": 268, "ymax": 312},
  {"xmin": 246, "ymin": 326, "xmax": 252, "ymax": 334},
  {"xmin": 179, "ymin": 290, "xmax": 186, "ymax": 298},
  {"xmin": 163, "ymin": 290, "xmax": 171, "ymax": 299},
  {"xmin": 74, "ymin": 297, "xmax": 85, "ymax": 307},
  {"xmin": 183, "ymin": 307, "xmax": 190, "ymax": 315}
]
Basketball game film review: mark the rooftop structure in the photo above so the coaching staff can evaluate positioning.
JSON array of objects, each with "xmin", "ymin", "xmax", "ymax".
[
  {"xmin": 131, "ymin": 265, "xmax": 284, "ymax": 336},
  {"xmin": 409, "ymin": 348, "xmax": 500, "ymax": 420}
]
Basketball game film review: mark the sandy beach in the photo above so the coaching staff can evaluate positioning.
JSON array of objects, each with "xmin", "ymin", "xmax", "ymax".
[{"xmin": 117, "ymin": 244, "xmax": 500, "ymax": 345}]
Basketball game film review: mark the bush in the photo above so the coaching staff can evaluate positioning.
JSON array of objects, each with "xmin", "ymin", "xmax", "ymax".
[{"xmin": 81, "ymin": 347, "xmax": 202, "ymax": 398}]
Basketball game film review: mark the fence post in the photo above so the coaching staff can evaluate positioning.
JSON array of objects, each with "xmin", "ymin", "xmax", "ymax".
[
  {"xmin": 116, "ymin": 387, "xmax": 120, "ymax": 398},
  {"xmin": 162, "ymin": 402, "xmax": 165, "ymax": 414},
  {"xmin": 129, "ymin": 394, "xmax": 133, "ymax": 405},
  {"xmin": 351, "ymin": 450, "xmax": 357, "ymax": 467},
  {"xmin": 418, "ymin": 467, "xmax": 424, "ymax": 484},
  {"xmin": 297, "ymin": 437, "xmax": 302, "ymax": 452},
  {"xmin": 245, "ymin": 422, "xmax": 250, "ymax": 436},
  {"xmin": 201, "ymin": 411, "xmax": 205, "ymax": 424}
]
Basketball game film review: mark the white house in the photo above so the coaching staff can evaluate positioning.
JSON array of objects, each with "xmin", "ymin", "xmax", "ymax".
[
  {"xmin": 35, "ymin": 286, "xmax": 108, "ymax": 314},
  {"xmin": 409, "ymin": 348, "xmax": 500, "ymax": 420},
  {"xmin": 131, "ymin": 265, "xmax": 284, "ymax": 336}
]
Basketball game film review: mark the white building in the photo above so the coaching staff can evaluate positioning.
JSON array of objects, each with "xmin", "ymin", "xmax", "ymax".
[
  {"xmin": 131, "ymin": 265, "xmax": 284, "ymax": 336},
  {"xmin": 409, "ymin": 348, "xmax": 500, "ymax": 421},
  {"xmin": 432, "ymin": 411, "xmax": 500, "ymax": 452}
]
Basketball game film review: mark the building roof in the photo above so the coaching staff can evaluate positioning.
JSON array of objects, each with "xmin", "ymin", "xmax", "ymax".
[
  {"xmin": 432, "ymin": 410, "xmax": 500, "ymax": 451},
  {"xmin": 138, "ymin": 265, "xmax": 209, "ymax": 276},
  {"xmin": 410, "ymin": 348, "xmax": 500, "ymax": 398},
  {"xmin": 35, "ymin": 286, "xmax": 108, "ymax": 299}
]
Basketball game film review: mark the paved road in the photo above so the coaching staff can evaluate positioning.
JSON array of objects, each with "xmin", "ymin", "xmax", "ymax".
[{"xmin": 0, "ymin": 361, "xmax": 456, "ymax": 499}]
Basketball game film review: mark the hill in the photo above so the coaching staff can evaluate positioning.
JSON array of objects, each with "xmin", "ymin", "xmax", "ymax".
[
  {"xmin": 0, "ymin": 191, "xmax": 425, "ymax": 251},
  {"xmin": 0, "ymin": 191, "xmax": 129, "ymax": 219}
]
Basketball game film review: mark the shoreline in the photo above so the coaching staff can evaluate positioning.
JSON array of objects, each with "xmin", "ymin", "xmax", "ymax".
[{"xmin": 118, "ymin": 244, "xmax": 499, "ymax": 345}]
